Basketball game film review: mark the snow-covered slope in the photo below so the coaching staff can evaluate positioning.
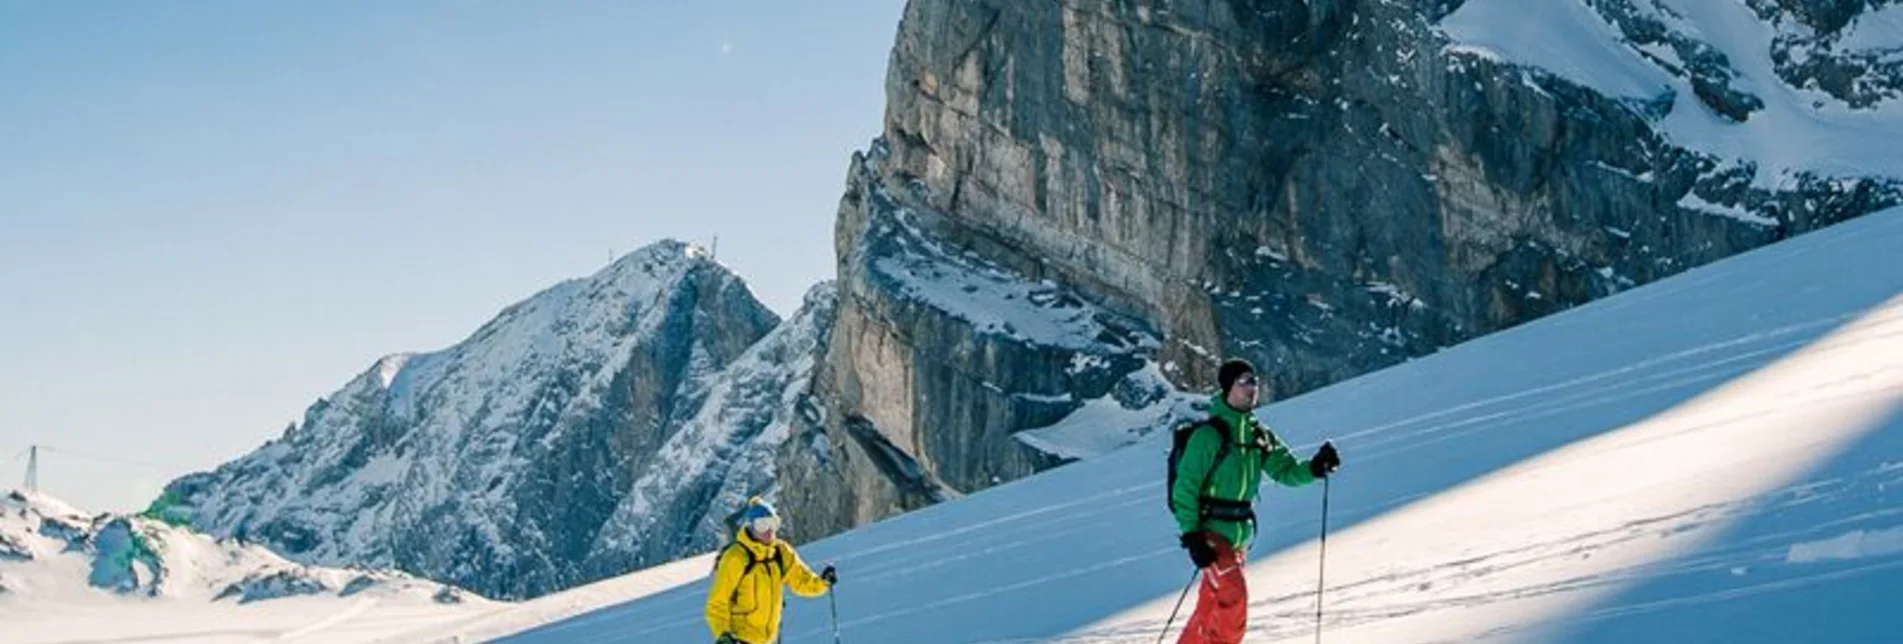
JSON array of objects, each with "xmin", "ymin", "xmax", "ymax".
[
  {"xmin": 1, "ymin": 490, "xmax": 491, "ymax": 644},
  {"xmin": 456, "ymin": 206, "xmax": 1903, "ymax": 643}
]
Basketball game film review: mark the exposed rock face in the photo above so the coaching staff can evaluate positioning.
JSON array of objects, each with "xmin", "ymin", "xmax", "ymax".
[
  {"xmin": 580, "ymin": 283, "xmax": 840, "ymax": 573},
  {"xmin": 0, "ymin": 531, "xmax": 29, "ymax": 563},
  {"xmin": 778, "ymin": 146, "xmax": 1170, "ymax": 538},
  {"xmin": 781, "ymin": 0, "xmax": 1902, "ymax": 537},
  {"xmin": 87, "ymin": 518, "xmax": 163, "ymax": 596},
  {"xmin": 213, "ymin": 569, "xmax": 330, "ymax": 604}
]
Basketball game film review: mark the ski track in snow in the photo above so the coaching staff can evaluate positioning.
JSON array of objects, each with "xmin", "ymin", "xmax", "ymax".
[
  {"xmin": 1075, "ymin": 463, "xmax": 1894, "ymax": 643},
  {"xmin": 955, "ymin": 461, "xmax": 1903, "ymax": 644},
  {"xmin": 276, "ymin": 598, "xmax": 380, "ymax": 641}
]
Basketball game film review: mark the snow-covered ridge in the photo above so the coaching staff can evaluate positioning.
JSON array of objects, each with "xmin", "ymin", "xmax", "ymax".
[
  {"xmin": 0, "ymin": 489, "xmax": 474, "ymax": 604},
  {"xmin": 372, "ymin": 238, "xmax": 731, "ymax": 420},
  {"xmin": 3, "ymin": 490, "xmax": 497, "ymax": 644},
  {"xmin": 868, "ymin": 200, "xmax": 1128, "ymax": 352},
  {"xmin": 1440, "ymin": 0, "xmax": 1903, "ymax": 188}
]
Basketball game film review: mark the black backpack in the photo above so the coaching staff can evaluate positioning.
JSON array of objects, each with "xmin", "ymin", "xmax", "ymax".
[{"xmin": 1165, "ymin": 415, "xmax": 1235, "ymax": 515}]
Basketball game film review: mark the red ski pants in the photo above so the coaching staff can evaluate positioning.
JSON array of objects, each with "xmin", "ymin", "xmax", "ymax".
[{"xmin": 1177, "ymin": 534, "xmax": 1248, "ymax": 644}]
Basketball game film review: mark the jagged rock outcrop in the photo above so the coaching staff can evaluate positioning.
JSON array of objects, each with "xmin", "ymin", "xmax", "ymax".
[
  {"xmin": 778, "ymin": 0, "xmax": 1903, "ymax": 537},
  {"xmin": 778, "ymin": 148, "xmax": 1176, "ymax": 537}
]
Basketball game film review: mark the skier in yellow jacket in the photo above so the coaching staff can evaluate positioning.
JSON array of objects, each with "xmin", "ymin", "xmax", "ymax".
[{"xmin": 705, "ymin": 498, "xmax": 836, "ymax": 644}]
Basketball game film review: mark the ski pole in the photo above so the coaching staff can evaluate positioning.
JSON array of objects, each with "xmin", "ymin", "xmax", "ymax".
[
  {"xmin": 1314, "ymin": 477, "xmax": 1332, "ymax": 644},
  {"xmin": 1156, "ymin": 568, "xmax": 1198, "ymax": 644},
  {"xmin": 830, "ymin": 585, "xmax": 842, "ymax": 644}
]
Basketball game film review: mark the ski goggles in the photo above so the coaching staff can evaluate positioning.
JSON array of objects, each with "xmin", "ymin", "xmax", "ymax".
[{"xmin": 748, "ymin": 513, "xmax": 781, "ymax": 534}]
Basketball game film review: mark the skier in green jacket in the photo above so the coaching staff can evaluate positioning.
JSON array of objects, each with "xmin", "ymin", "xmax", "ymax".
[{"xmin": 1170, "ymin": 358, "xmax": 1340, "ymax": 644}]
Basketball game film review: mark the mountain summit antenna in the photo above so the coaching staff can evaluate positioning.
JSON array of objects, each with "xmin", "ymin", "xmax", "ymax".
[{"xmin": 25, "ymin": 444, "xmax": 39, "ymax": 492}]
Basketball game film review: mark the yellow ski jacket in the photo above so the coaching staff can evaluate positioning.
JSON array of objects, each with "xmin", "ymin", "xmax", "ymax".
[{"xmin": 704, "ymin": 529, "xmax": 831, "ymax": 643}]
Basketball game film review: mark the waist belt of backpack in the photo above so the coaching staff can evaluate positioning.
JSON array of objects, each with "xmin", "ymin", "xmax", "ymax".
[{"xmin": 1198, "ymin": 497, "xmax": 1255, "ymax": 522}]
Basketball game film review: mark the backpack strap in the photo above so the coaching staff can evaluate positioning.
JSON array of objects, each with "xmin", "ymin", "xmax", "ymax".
[
  {"xmin": 722, "ymin": 541, "xmax": 788, "ymax": 605},
  {"xmin": 1197, "ymin": 416, "xmax": 1235, "ymax": 496},
  {"xmin": 722, "ymin": 542, "xmax": 757, "ymax": 604}
]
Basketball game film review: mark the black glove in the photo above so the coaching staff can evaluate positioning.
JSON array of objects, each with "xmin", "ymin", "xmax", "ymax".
[
  {"xmin": 820, "ymin": 564, "xmax": 838, "ymax": 585},
  {"xmin": 715, "ymin": 634, "xmax": 740, "ymax": 644},
  {"xmin": 1180, "ymin": 532, "xmax": 1218, "ymax": 569},
  {"xmin": 1309, "ymin": 440, "xmax": 1341, "ymax": 478}
]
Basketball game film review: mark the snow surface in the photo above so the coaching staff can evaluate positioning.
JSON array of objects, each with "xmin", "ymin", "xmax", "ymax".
[
  {"xmin": 361, "ymin": 552, "xmax": 724, "ymax": 644},
  {"xmin": 1676, "ymin": 191, "xmax": 1776, "ymax": 226},
  {"xmin": 1441, "ymin": 0, "xmax": 1903, "ymax": 186},
  {"xmin": 1, "ymin": 490, "xmax": 491, "ymax": 644},
  {"xmin": 451, "ymin": 206, "xmax": 1903, "ymax": 643},
  {"xmin": 1840, "ymin": 5, "xmax": 1903, "ymax": 54},
  {"xmin": 1015, "ymin": 363, "xmax": 1203, "ymax": 461},
  {"xmin": 872, "ymin": 207, "xmax": 1122, "ymax": 351},
  {"xmin": 1439, "ymin": 0, "xmax": 1672, "ymax": 100},
  {"xmin": 1786, "ymin": 526, "xmax": 1903, "ymax": 564}
]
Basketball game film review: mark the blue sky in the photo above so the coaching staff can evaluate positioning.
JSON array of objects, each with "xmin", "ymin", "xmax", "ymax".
[{"xmin": 0, "ymin": 1, "xmax": 905, "ymax": 512}]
